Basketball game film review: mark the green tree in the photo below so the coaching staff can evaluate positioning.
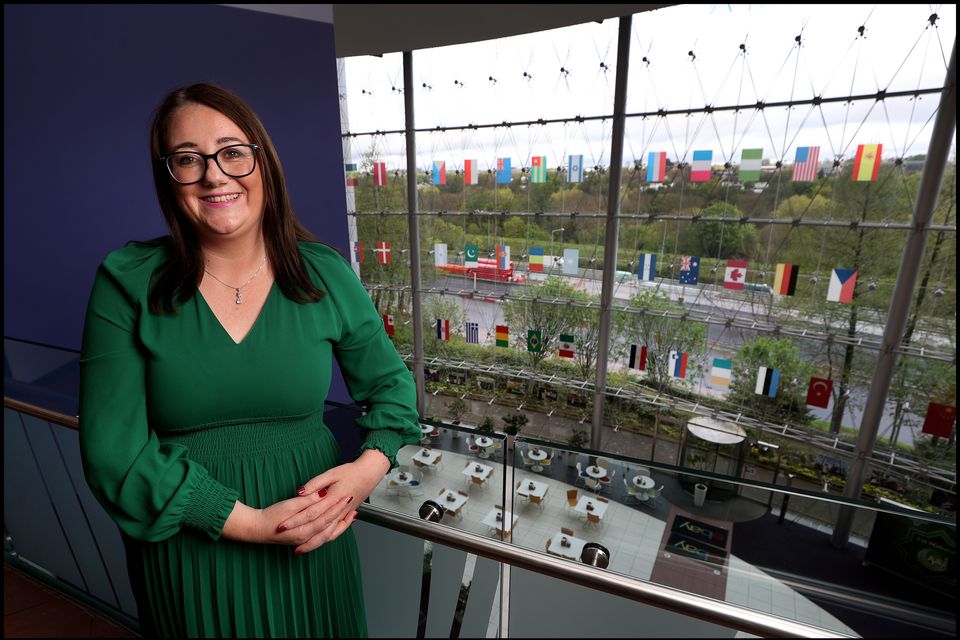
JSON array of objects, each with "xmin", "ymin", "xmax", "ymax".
[
  {"xmin": 728, "ymin": 337, "xmax": 817, "ymax": 426},
  {"xmin": 502, "ymin": 277, "xmax": 588, "ymax": 370},
  {"xmin": 687, "ymin": 202, "xmax": 758, "ymax": 260}
]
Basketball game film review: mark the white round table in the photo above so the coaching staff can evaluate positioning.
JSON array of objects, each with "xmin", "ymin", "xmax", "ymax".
[
  {"xmin": 585, "ymin": 465, "xmax": 606, "ymax": 479},
  {"xmin": 687, "ymin": 417, "xmax": 747, "ymax": 444},
  {"xmin": 527, "ymin": 448, "xmax": 548, "ymax": 472},
  {"xmin": 475, "ymin": 436, "xmax": 494, "ymax": 458},
  {"xmin": 632, "ymin": 475, "xmax": 655, "ymax": 490}
]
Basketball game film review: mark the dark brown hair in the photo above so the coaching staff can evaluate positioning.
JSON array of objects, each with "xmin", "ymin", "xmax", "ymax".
[{"xmin": 147, "ymin": 82, "xmax": 327, "ymax": 314}]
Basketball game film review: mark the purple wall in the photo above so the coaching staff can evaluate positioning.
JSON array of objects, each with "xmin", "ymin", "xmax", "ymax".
[{"xmin": 4, "ymin": 4, "xmax": 351, "ymax": 402}]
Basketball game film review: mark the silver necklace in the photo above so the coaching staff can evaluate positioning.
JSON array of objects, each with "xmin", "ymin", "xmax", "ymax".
[{"xmin": 204, "ymin": 254, "xmax": 267, "ymax": 304}]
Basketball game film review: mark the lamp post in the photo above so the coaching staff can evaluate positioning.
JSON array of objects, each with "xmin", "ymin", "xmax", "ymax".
[{"xmin": 550, "ymin": 227, "xmax": 565, "ymax": 269}]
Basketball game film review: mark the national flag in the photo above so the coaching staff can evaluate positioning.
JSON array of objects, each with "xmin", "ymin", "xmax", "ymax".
[
  {"xmin": 562, "ymin": 248, "xmax": 579, "ymax": 275},
  {"xmin": 740, "ymin": 148, "xmax": 763, "ymax": 182},
  {"xmin": 806, "ymin": 377, "xmax": 833, "ymax": 408},
  {"xmin": 568, "ymin": 154, "xmax": 583, "ymax": 183},
  {"xmin": 637, "ymin": 253, "xmax": 656, "ymax": 281},
  {"xmin": 710, "ymin": 358, "xmax": 732, "ymax": 387},
  {"xmin": 647, "ymin": 151, "xmax": 666, "ymax": 182},
  {"xmin": 828, "ymin": 268, "xmax": 857, "ymax": 303},
  {"xmin": 792, "ymin": 146, "xmax": 820, "ymax": 182},
  {"xmin": 465, "ymin": 243, "xmax": 479, "ymax": 268},
  {"xmin": 774, "ymin": 263, "xmax": 799, "ymax": 296},
  {"xmin": 434, "ymin": 243, "xmax": 448, "ymax": 267},
  {"xmin": 679, "ymin": 256, "xmax": 700, "ymax": 285},
  {"xmin": 464, "ymin": 159, "xmax": 479, "ymax": 185},
  {"xmin": 465, "ymin": 321, "xmax": 480, "ymax": 344},
  {"xmin": 559, "ymin": 334, "xmax": 576, "ymax": 358},
  {"xmin": 497, "ymin": 157, "xmax": 512, "ymax": 184},
  {"xmin": 529, "ymin": 247, "xmax": 544, "ymax": 272},
  {"xmin": 352, "ymin": 241, "xmax": 363, "ymax": 264},
  {"xmin": 374, "ymin": 241, "xmax": 391, "ymax": 265},
  {"xmin": 723, "ymin": 259, "xmax": 748, "ymax": 290},
  {"xmin": 344, "ymin": 163, "xmax": 358, "ymax": 172},
  {"xmin": 432, "ymin": 160, "xmax": 446, "ymax": 185},
  {"xmin": 691, "ymin": 149, "xmax": 713, "ymax": 182},
  {"xmin": 527, "ymin": 329, "xmax": 543, "ymax": 353},
  {"xmin": 852, "ymin": 144, "xmax": 882, "ymax": 182},
  {"xmin": 669, "ymin": 350, "xmax": 688, "ymax": 379},
  {"xmin": 435, "ymin": 318, "xmax": 450, "ymax": 341},
  {"xmin": 495, "ymin": 325, "xmax": 509, "ymax": 347},
  {"xmin": 628, "ymin": 344, "xmax": 647, "ymax": 370},
  {"xmin": 496, "ymin": 241, "xmax": 510, "ymax": 269},
  {"xmin": 382, "ymin": 314, "xmax": 394, "ymax": 337},
  {"xmin": 530, "ymin": 155, "xmax": 547, "ymax": 183},
  {"xmin": 755, "ymin": 367, "xmax": 780, "ymax": 397},
  {"xmin": 373, "ymin": 161, "xmax": 387, "ymax": 186},
  {"xmin": 346, "ymin": 177, "xmax": 359, "ymax": 187},
  {"xmin": 922, "ymin": 402, "xmax": 957, "ymax": 438}
]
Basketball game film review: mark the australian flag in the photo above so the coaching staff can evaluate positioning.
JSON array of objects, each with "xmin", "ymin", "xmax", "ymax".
[{"xmin": 679, "ymin": 256, "xmax": 700, "ymax": 285}]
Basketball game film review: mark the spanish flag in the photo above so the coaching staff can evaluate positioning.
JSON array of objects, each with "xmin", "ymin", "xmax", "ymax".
[{"xmin": 852, "ymin": 144, "xmax": 882, "ymax": 182}]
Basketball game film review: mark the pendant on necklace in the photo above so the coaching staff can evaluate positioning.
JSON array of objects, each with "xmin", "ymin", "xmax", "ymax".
[{"xmin": 235, "ymin": 289, "xmax": 243, "ymax": 304}]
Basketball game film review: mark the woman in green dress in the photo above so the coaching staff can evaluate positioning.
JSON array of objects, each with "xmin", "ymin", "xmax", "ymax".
[{"xmin": 79, "ymin": 82, "xmax": 421, "ymax": 637}]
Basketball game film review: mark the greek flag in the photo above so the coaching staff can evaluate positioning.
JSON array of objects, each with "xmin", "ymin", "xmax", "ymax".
[{"xmin": 465, "ymin": 321, "xmax": 479, "ymax": 344}]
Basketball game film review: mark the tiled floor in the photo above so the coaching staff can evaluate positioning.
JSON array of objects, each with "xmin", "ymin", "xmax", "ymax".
[
  {"xmin": 3, "ymin": 564, "xmax": 137, "ymax": 638},
  {"xmin": 370, "ymin": 443, "xmax": 859, "ymax": 636}
]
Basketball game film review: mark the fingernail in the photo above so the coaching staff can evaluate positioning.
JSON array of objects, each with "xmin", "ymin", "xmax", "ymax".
[
  {"xmin": 347, "ymin": 496, "xmax": 354, "ymax": 504},
  {"xmin": 296, "ymin": 487, "xmax": 305, "ymax": 496},
  {"xmin": 276, "ymin": 524, "xmax": 287, "ymax": 533},
  {"xmin": 295, "ymin": 549, "xmax": 303, "ymax": 556},
  {"xmin": 318, "ymin": 488, "xmax": 328, "ymax": 498}
]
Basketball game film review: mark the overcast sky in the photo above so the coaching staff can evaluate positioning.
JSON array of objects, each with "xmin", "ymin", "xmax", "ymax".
[{"xmin": 341, "ymin": 4, "xmax": 957, "ymax": 172}]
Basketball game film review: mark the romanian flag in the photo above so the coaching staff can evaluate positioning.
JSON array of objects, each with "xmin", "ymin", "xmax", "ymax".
[
  {"xmin": 740, "ymin": 148, "xmax": 763, "ymax": 182},
  {"xmin": 529, "ymin": 247, "xmax": 544, "ymax": 272},
  {"xmin": 852, "ymin": 144, "xmax": 882, "ymax": 182},
  {"xmin": 373, "ymin": 161, "xmax": 387, "ymax": 186},
  {"xmin": 559, "ymin": 334, "xmax": 576, "ymax": 358},
  {"xmin": 530, "ymin": 155, "xmax": 547, "ymax": 183},
  {"xmin": 464, "ymin": 159, "xmax": 479, "ymax": 185},
  {"xmin": 774, "ymin": 263, "xmax": 799, "ymax": 296},
  {"xmin": 647, "ymin": 151, "xmax": 666, "ymax": 182},
  {"xmin": 691, "ymin": 150, "xmax": 713, "ymax": 182},
  {"xmin": 432, "ymin": 161, "xmax": 446, "ymax": 185},
  {"xmin": 495, "ymin": 325, "xmax": 509, "ymax": 347}
]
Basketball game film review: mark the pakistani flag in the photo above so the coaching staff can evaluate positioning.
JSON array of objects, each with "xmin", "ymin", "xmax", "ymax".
[
  {"xmin": 527, "ymin": 329, "xmax": 543, "ymax": 353},
  {"xmin": 465, "ymin": 243, "xmax": 479, "ymax": 268},
  {"xmin": 740, "ymin": 148, "xmax": 763, "ymax": 182},
  {"xmin": 558, "ymin": 334, "xmax": 576, "ymax": 358}
]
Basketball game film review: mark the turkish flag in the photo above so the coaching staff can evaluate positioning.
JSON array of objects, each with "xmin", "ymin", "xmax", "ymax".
[
  {"xmin": 922, "ymin": 402, "xmax": 956, "ymax": 438},
  {"xmin": 806, "ymin": 377, "xmax": 833, "ymax": 408}
]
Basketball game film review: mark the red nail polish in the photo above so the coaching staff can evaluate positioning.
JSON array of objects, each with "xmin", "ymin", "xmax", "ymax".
[
  {"xmin": 277, "ymin": 524, "xmax": 287, "ymax": 533},
  {"xmin": 296, "ymin": 487, "xmax": 305, "ymax": 496},
  {"xmin": 317, "ymin": 488, "xmax": 328, "ymax": 498},
  {"xmin": 347, "ymin": 496, "xmax": 354, "ymax": 504},
  {"xmin": 295, "ymin": 548, "xmax": 303, "ymax": 556}
]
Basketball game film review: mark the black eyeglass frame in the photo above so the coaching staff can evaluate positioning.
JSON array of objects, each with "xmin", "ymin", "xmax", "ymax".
[{"xmin": 161, "ymin": 143, "xmax": 260, "ymax": 184}]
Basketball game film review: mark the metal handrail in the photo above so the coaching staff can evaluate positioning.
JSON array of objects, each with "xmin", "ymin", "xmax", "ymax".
[{"xmin": 6, "ymin": 395, "xmax": 853, "ymax": 637}]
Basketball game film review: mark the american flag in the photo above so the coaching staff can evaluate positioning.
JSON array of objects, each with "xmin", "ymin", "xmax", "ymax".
[
  {"xmin": 465, "ymin": 321, "xmax": 479, "ymax": 344},
  {"xmin": 792, "ymin": 146, "xmax": 820, "ymax": 182}
]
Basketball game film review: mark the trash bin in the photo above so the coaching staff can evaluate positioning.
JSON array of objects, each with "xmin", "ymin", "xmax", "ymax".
[{"xmin": 694, "ymin": 483, "xmax": 708, "ymax": 507}]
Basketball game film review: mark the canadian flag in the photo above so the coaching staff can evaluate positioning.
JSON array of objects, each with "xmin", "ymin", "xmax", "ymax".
[
  {"xmin": 382, "ymin": 314, "xmax": 395, "ymax": 337},
  {"xmin": 724, "ymin": 260, "xmax": 748, "ymax": 290}
]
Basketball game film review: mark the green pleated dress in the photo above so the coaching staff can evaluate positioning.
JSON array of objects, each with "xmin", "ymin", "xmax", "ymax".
[{"xmin": 79, "ymin": 238, "xmax": 422, "ymax": 638}]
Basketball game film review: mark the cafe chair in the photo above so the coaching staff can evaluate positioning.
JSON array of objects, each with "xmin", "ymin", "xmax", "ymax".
[
  {"xmin": 539, "ymin": 454, "xmax": 553, "ymax": 472},
  {"xmin": 385, "ymin": 478, "xmax": 401, "ymax": 497},
  {"xmin": 561, "ymin": 527, "xmax": 574, "ymax": 536},
  {"xmin": 595, "ymin": 457, "xmax": 611, "ymax": 472},
  {"xmin": 471, "ymin": 474, "xmax": 489, "ymax": 490},
  {"xmin": 585, "ymin": 477, "xmax": 602, "ymax": 493},
  {"xmin": 586, "ymin": 512, "xmax": 602, "ymax": 528},
  {"xmin": 566, "ymin": 489, "xmax": 583, "ymax": 518},
  {"xmin": 467, "ymin": 437, "xmax": 480, "ymax": 454},
  {"xmin": 599, "ymin": 468, "xmax": 616, "ymax": 487},
  {"xmin": 521, "ymin": 451, "xmax": 535, "ymax": 469},
  {"xmin": 575, "ymin": 462, "xmax": 589, "ymax": 486},
  {"xmin": 644, "ymin": 484, "xmax": 664, "ymax": 507},
  {"xmin": 529, "ymin": 492, "xmax": 546, "ymax": 510},
  {"xmin": 545, "ymin": 537, "xmax": 560, "ymax": 556},
  {"xmin": 635, "ymin": 466, "xmax": 652, "ymax": 477}
]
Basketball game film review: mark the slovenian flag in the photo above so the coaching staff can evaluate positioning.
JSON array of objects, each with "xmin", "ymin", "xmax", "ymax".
[
  {"xmin": 637, "ymin": 253, "xmax": 656, "ymax": 281},
  {"xmin": 647, "ymin": 151, "xmax": 666, "ymax": 183},
  {"xmin": 629, "ymin": 344, "xmax": 647, "ymax": 370},
  {"xmin": 568, "ymin": 154, "xmax": 583, "ymax": 183},
  {"xmin": 353, "ymin": 241, "xmax": 363, "ymax": 264},
  {"xmin": 464, "ymin": 159, "xmax": 479, "ymax": 185},
  {"xmin": 529, "ymin": 247, "xmax": 544, "ymax": 272},
  {"xmin": 755, "ymin": 367, "xmax": 780, "ymax": 397},
  {"xmin": 496, "ymin": 241, "xmax": 510, "ymax": 269},
  {"xmin": 559, "ymin": 334, "xmax": 576, "ymax": 358},
  {"xmin": 827, "ymin": 268, "xmax": 857, "ymax": 303},
  {"xmin": 497, "ymin": 157, "xmax": 512, "ymax": 184},
  {"xmin": 432, "ymin": 161, "xmax": 446, "ymax": 185},
  {"xmin": 691, "ymin": 150, "xmax": 713, "ymax": 182},
  {"xmin": 436, "ymin": 318, "xmax": 450, "ymax": 340},
  {"xmin": 710, "ymin": 358, "xmax": 732, "ymax": 387},
  {"xmin": 669, "ymin": 350, "xmax": 688, "ymax": 379}
]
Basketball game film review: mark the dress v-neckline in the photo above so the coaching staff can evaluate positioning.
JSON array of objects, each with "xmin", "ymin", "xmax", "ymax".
[{"xmin": 197, "ymin": 281, "xmax": 276, "ymax": 346}]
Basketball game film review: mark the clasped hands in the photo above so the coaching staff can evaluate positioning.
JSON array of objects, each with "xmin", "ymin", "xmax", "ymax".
[{"xmin": 223, "ymin": 448, "xmax": 389, "ymax": 555}]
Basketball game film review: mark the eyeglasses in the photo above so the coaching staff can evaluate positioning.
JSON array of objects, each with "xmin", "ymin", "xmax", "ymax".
[{"xmin": 161, "ymin": 143, "xmax": 259, "ymax": 184}]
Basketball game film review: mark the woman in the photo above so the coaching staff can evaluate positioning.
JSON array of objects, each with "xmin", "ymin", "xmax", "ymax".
[{"xmin": 79, "ymin": 82, "xmax": 421, "ymax": 637}]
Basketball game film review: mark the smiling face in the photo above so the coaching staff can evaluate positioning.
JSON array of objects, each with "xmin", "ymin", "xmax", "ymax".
[{"xmin": 164, "ymin": 103, "xmax": 265, "ymax": 242}]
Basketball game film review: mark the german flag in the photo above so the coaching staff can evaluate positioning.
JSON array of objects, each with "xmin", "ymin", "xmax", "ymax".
[{"xmin": 774, "ymin": 263, "xmax": 798, "ymax": 296}]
